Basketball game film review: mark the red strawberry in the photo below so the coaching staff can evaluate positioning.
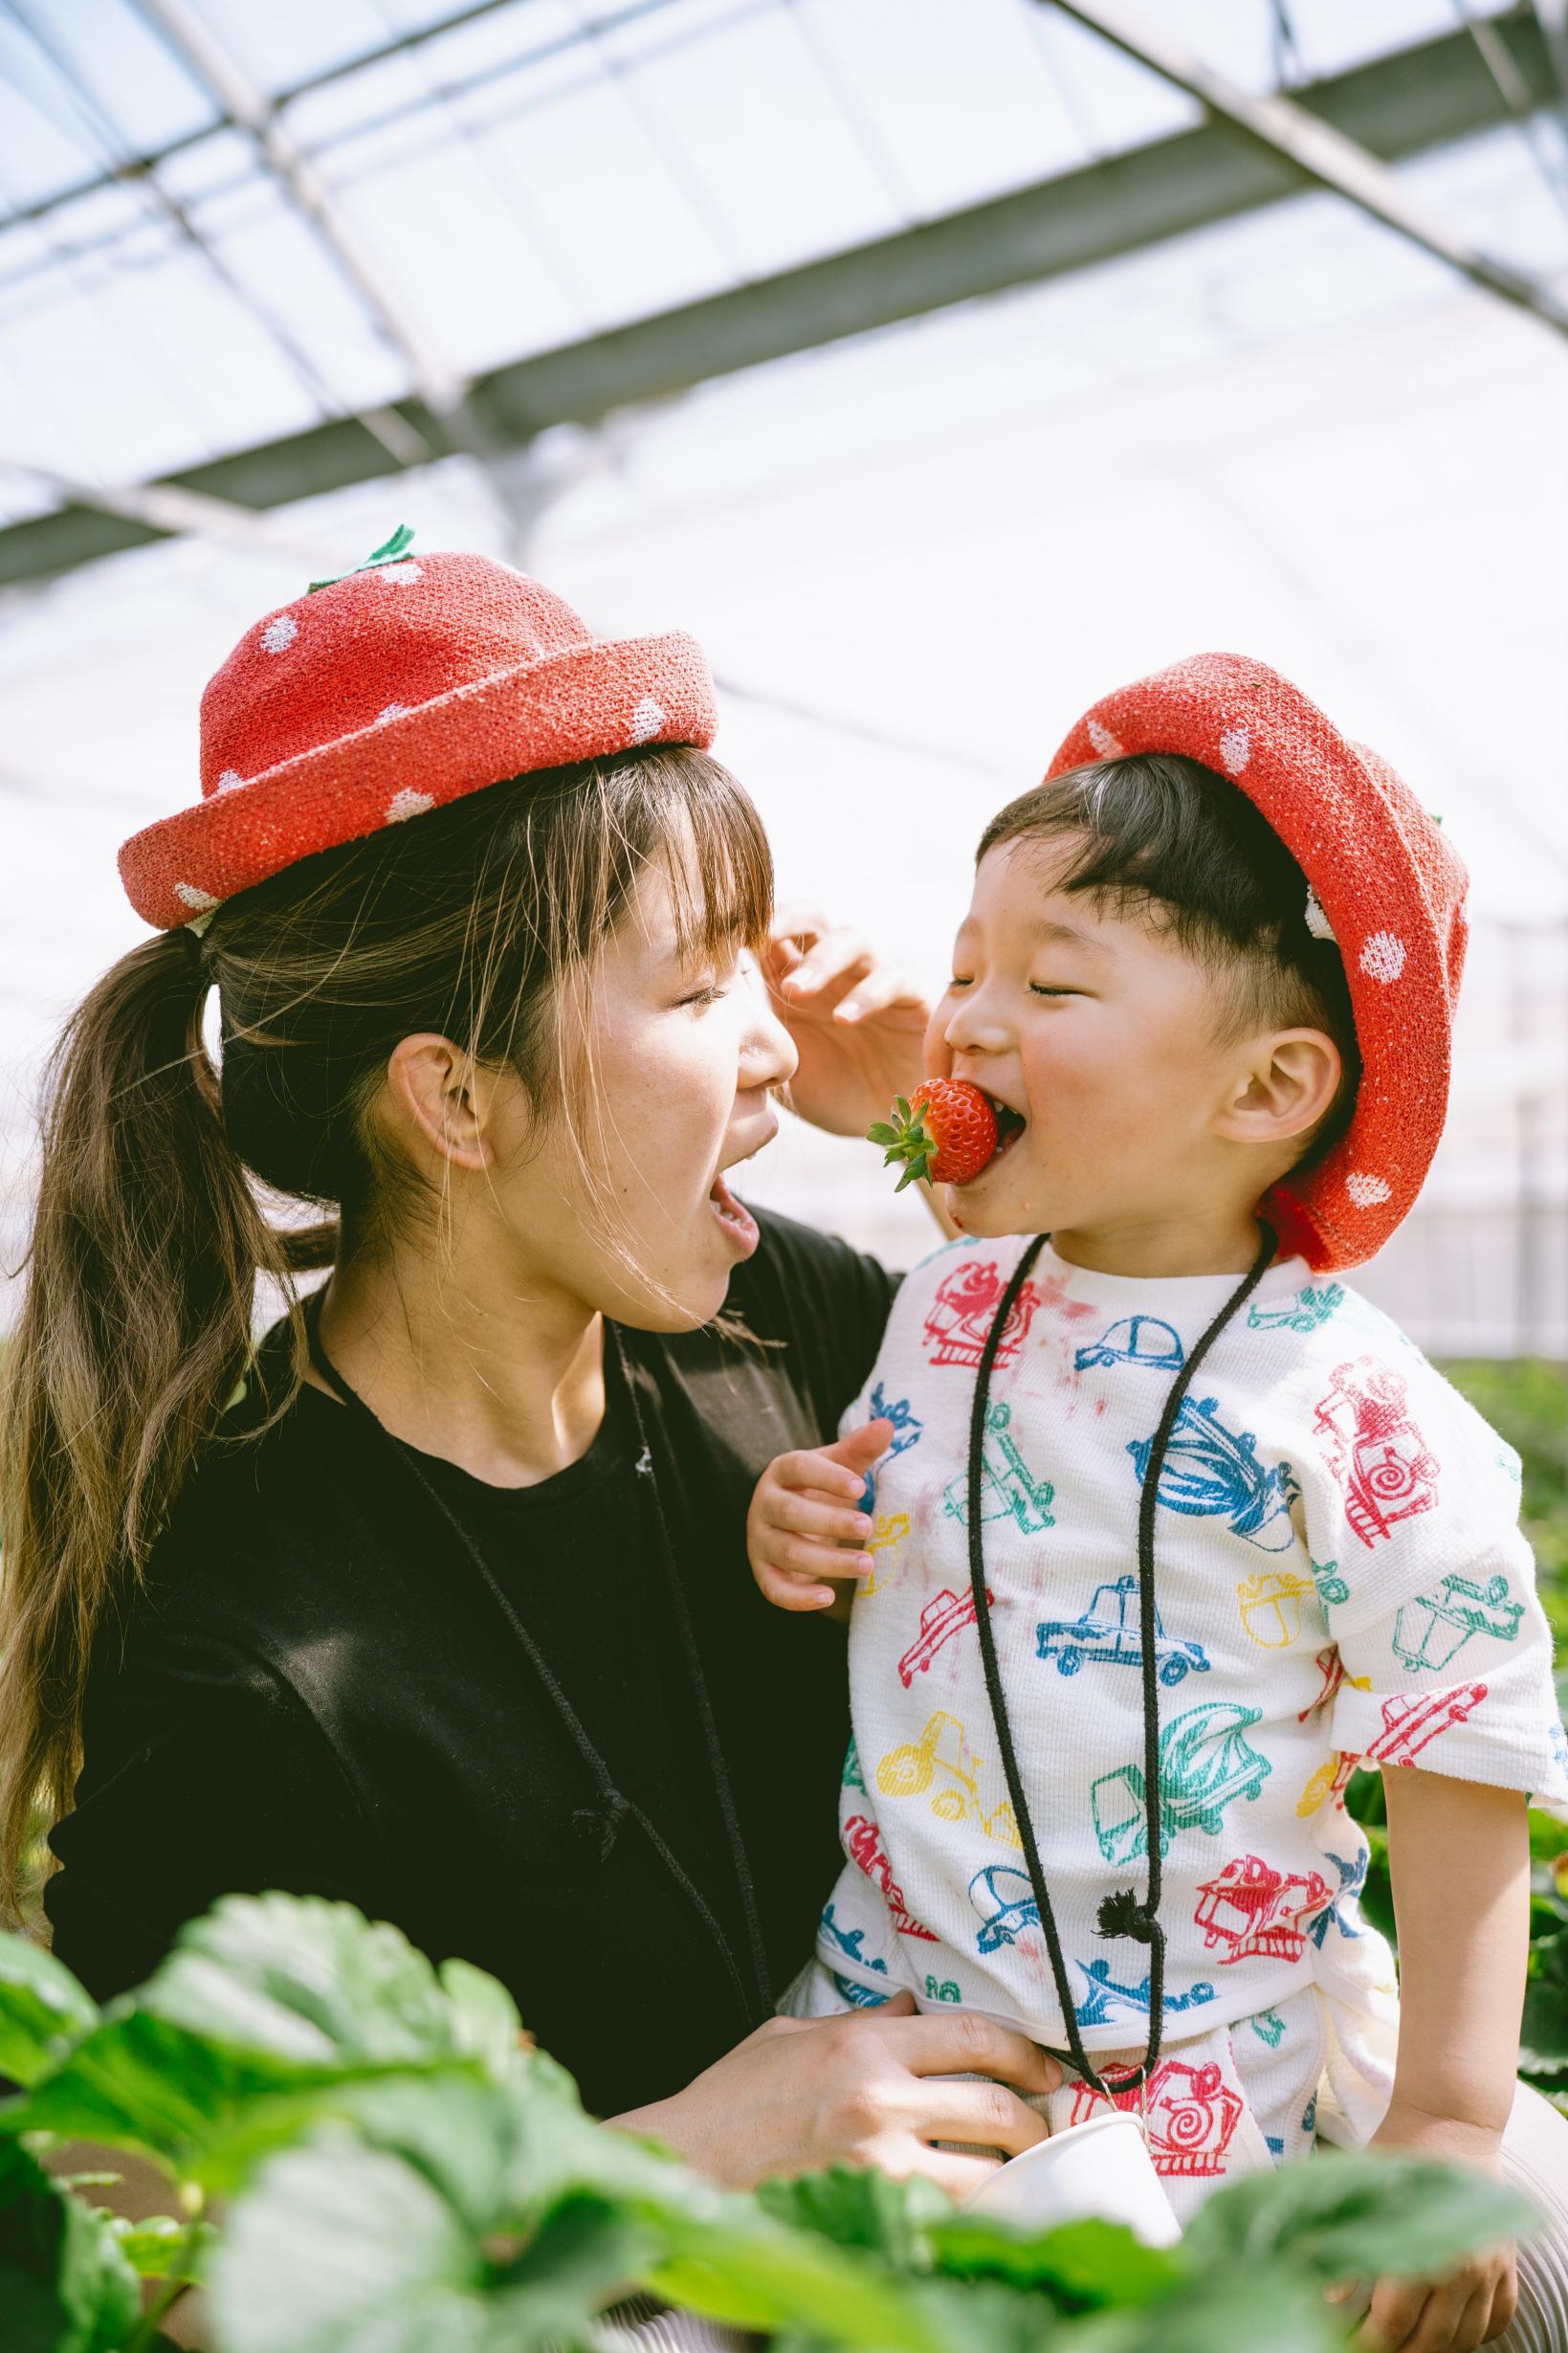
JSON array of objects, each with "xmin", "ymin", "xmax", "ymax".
[{"xmin": 869, "ymin": 1080, "xmax": 998, "ymax": 1191}]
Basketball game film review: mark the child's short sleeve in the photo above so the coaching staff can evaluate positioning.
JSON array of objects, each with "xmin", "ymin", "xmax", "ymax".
[{"xmin": 1300, "ymin": 1349, "xmax": 1568, "ymax": 1819}]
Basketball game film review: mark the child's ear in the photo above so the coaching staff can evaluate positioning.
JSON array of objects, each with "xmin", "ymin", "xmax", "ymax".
[{"xmin": 1218, "ymin": 1028, "xmax": 1342, "ymax": 1147}]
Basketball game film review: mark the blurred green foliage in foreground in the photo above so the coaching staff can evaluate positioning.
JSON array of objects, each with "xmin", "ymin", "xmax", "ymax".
[{"xmin": 0, "ymin": 1891, "xmax": 1540, "ymax": 2353}]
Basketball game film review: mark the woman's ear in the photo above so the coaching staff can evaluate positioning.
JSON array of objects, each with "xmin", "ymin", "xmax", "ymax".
[
  {"xmin": 383, "ymin": 1034, "xmax": 499, "ymax": 1173},
  {"xmin": 1218, "ymin": 1027, "xmax": 1343, "ymax": 1148}
]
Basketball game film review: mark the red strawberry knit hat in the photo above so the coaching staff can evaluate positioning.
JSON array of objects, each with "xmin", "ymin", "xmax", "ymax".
[
  {"xmin": 119, "ymin": 533, "xmax": 717, "ymax": 933},
  {"xmin": 1047, "ymin": 653, "xmax": 1469, "ymax": 1273}
]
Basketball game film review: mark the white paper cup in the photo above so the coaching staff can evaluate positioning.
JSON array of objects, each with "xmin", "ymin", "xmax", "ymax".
[{"xmin": 962, "ymin": 2110, "xmax": 1182, "ymax": 2246}]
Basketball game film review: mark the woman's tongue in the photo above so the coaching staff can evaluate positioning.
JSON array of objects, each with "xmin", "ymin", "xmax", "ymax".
[{"xmin": 710, "ymin": 1166, "xmax": 759, "ymax": 1249}]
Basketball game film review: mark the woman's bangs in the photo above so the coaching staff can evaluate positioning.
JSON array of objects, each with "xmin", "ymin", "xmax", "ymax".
[{"xmin": 654, "ymin": 752, "xmax": 775, "ymax": 964}]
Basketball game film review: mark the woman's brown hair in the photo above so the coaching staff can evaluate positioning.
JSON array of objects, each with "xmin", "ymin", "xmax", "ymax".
[{"xmin": 0, "ymin": 746, "xmax": 771, "ymax": 1923}]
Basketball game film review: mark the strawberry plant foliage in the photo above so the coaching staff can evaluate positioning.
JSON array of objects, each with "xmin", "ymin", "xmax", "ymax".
[{"xmin": 0, "ymin": 1893, "xmax": 1541, "ymax": 2352}]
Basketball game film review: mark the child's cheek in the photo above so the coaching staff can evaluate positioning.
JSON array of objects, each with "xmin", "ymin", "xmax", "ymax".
[{"xmin": 923, "ymin": 999, "xmax": 956, "ymax": 1080}]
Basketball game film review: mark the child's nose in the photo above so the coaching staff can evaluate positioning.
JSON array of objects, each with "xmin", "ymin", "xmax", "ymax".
[{"xmin": 943, "ymin": 990, "xmax": 1011, "ymax": 1059}]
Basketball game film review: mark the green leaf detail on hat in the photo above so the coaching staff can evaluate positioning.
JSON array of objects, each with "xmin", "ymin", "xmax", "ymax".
[{"xmin": 308, "ymin": 523, "xmax": 416, "ymax": 594}]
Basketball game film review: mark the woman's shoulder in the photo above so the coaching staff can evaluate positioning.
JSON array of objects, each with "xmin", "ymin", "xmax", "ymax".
[
  {"xmin": 136, "ymin": 1341, "xmax": 385, "ymax": 1644},
  {"xmin": 722, "ymin": 1204, "xmax": 895, "ymax": 1345},
  {"xmin": 720, "ymin": 1205, "xmax": 899, "ymax": 1419}
]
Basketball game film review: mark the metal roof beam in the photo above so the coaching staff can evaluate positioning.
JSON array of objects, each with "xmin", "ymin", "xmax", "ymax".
[
  {"xmin": 0, "ymin": 6, "xmax": 1555, "ymax": 588},
  {"xmin": 1049, "ymin": 0, "xmax": 1568, "ymax": 334},
  {"xmin": 130, "ymin": 0, "xmax": 484, "ymax": 444}
]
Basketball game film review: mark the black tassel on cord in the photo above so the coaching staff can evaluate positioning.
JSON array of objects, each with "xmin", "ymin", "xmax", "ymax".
[
  {"xmin": 1097, "ymin": 1888, "xmax": 1158, "ymax": 1943},
  {"xmin": 573, "ymin": 1792, "xmax": 630, "ymax": 1862}
]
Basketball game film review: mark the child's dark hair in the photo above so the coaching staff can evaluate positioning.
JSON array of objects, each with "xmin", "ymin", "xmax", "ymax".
[{"xmin": 978, "ymin": 750, "xmax": 1359, "ymax": 1125}]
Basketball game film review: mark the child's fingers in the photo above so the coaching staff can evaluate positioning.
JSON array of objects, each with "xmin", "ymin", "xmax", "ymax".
[
  {"xmin": 767, "ymin": 1488, "xmax": 874, "ymax": 1546},
  {"xmin": 760, "ymin": 1527, "xmax": 874, "ymax": 1583},
  {"xmin": 754, "ymin": 1561, "xmax": 842, "ymax": 1612},
  {"xmin": 823, "ymin": 1418, "xmax": 896, "ymax": 1475},
  {"xmin": 770, "ymin": 1445, "xmax": 878, "ymax": 1501}
]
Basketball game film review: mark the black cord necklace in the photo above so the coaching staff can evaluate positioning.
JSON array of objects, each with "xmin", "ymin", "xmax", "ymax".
[
  {"xmin": 301, "ymin": 1288, "xmax": 773, "ymax": 2031},
  {"xmin": 964, "ymin": 1224, "xmax": 1277, "ymax": 2101}
]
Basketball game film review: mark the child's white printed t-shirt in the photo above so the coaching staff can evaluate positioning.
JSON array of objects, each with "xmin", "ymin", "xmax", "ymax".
[{"xmin": 817, "ymin": 1237, "xmax": 1568, "ymax": 2057}]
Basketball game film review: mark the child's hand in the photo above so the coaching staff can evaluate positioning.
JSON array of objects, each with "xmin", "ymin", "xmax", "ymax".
[
  {"xmin": 748, "ymin": 1419, "xmax": 894, "ymax": 1611},
  {"xmin": 1349, "ymin": 2110, "xmax": 1517, "ymax": 2349}
]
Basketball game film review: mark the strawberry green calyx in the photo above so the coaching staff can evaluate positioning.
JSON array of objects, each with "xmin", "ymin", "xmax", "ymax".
[
  {"xmin": 868, "ymin": 1096, "xmax": 933, "ymax": 1193},
  {"xmin": 868, "ymin": 1079, "xmax": 999, "ymax": 1192}
]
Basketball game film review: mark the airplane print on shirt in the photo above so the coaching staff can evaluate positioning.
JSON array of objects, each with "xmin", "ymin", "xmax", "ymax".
[{"xmin": 1129, "ymin": 1395, "xmax": 1300, "ymax": 1554}]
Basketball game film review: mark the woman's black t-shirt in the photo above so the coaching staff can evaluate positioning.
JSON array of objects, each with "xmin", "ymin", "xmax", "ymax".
[{"xmin": 44, "ymin": 1210, "xmax": 898, "ymax": 2120}]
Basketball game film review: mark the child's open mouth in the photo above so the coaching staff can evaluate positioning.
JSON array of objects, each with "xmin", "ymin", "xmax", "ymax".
[{"xmin": 981, "ymin": 1094, "xmax": 1027, "ymax": 1167}]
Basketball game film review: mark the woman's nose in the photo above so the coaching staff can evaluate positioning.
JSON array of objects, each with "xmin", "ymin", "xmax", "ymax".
[{"xmin": 746, "ymin": 992, "xmax": 798, "ymax": 1094}]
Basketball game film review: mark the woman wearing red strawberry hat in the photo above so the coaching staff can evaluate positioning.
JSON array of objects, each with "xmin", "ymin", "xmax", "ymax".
[{"xmin": 0, "ymin": 540, "xmax": 1060, "ymax": 2247}]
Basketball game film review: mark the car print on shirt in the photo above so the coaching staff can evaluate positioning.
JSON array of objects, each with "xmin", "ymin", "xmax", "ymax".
[
  {"xmin": 923, "ymin": 1259, "xmax": 1045, "ymax": 1370},
  {"xmin": 969, "ymin": 1863, "xmax": 1039, "ymax": 1954},
  {"xmin": 1363, "ymin": 1683, "xmax": 1487, "ymax": 1767},
  {"xmin": 877, "ymin": 1709, "xmax": 1022, "ymax": 1849},
  {"xmin": 1193, "ymin": 1854, "xmax": 1333, "ymax": 1964},
  {"xmin": 942, "ymin": 1401, "xmax": 1055, "ymax": 1535},
  {"xmin": 1392, "ymin": 1570, "xmax": 1523, "ymax": 1674},
  {"xmin": 1312, "ymin": 1356, "xmax": 1440, "ymax": 1548},
  {"xmin": 843, "ymin": 1812, "xmax": 939, "ymax": 1941},
  {"xmin": 1092, "ymin": 1702, "xmax": 1272, "ymax": 1864},
  {"xmin": 1247, "ymin": 1283, "xmax": 1345, "ymax": 1335},
  {"xmin": 1129, "ymin": 1395, "xmax": 1300, "ymax": 1553},
  {"xmin": 897, "ymin": 1587, "xmax": 993, "ymax": 1687},
  {"xmin": 1073, "ymin": 1314, "xmax": 1185, "ymax": 1373},
  {"xmin": 1035, "ymin": 1574, "xmax": 1211, "ymax": 1687}
]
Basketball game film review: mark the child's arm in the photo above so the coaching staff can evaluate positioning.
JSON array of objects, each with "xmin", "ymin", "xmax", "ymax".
[
  {"xmin": 1361, "ymin": 1769, "xmax": 1529, "ymax": 2350},
  {"xmin": 748, "ymin": 1419, "xmax": 893, "ymax": 1613}
]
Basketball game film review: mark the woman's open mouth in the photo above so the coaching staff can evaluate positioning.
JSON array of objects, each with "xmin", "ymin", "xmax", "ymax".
[{"xmin": 709, "ymin": 1166, "xmax": 760, "ymax": 1250}]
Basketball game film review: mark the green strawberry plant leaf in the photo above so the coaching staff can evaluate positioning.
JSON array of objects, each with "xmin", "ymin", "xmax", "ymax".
[
  {"xmin": 0, "ymin": 1896, "xmax": 532, "ymax": 2192},
  {"xmin": 1182, "ymin": 2148, "xmax": 1535, "ymax": 2283},
  {"xmin": 0, "ymin": 2137, "xmax": 143, "ymax": 2353},
  {"xmin": 755, "ymin": 2162, "xmax": 950, "ymax": 2263},
  {"xmin": 1064, "ymin": 2269, "xmax": 1342, "ymax": 2353},
  {"xmin": 103, "ymin": 2208, "xmax": 214, "ymax": 2283},
  {"xmin": 0, "ymin": 1940, "xmax": 99, "ymax": 2090},
  {"xmin": 210, "ymin": 2079, "xmax": 962, "ymax": 2353},
  {"xmin": 1520, "ymin": 1919, "xmax": 1568, "ymax": 2076},
  {"xmin": 140, "ymin": 1892, "xmax": 523, "ymax": 2075},
  {"xmin": 208, "ymin": 2126, "xmax": 496, "ymax": 2353},
  {"xmin": 927, "ymin": 2211, "xmax": 1183, "ymax": 2306}
]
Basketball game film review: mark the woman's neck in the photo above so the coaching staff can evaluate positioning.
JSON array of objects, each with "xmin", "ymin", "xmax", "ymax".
[{"xmin": 308, "ymin": 1242, "xmax": 608, "ymax": 1490}]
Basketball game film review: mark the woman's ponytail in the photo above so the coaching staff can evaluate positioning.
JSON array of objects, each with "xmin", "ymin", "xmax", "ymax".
[{"xmin": 0, "ymin": 927, "xmax": 310, "ymax": 1923}]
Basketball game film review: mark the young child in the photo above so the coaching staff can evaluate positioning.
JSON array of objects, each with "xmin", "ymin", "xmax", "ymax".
[{"xmin": 748, "ymin": 655, "xmax": 1568, "ymax": 2349}]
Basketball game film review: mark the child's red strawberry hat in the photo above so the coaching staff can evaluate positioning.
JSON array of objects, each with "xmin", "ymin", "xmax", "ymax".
[
  {"xmin": 1047, "ymin": 652, "xmax": 1469, "ymax": 1274},
  {"xmin": 118, "ymin": 530, "xmax": 717, "ymax": 933}
]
